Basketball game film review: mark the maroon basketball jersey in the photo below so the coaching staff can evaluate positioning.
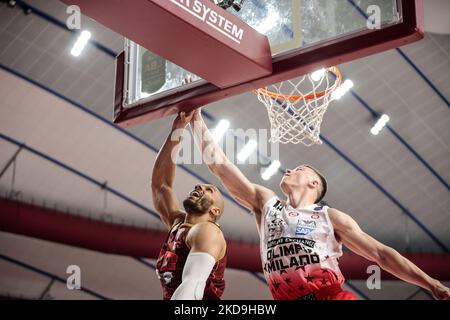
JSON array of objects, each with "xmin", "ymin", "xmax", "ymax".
[{"xmin": 156, "ymin": 222, "xmax": 226, "ymax": 300}]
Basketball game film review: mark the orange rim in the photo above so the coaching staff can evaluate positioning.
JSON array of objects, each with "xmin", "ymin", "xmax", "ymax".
[{"xmin": 255, "ymin": 67, "xmax": 342, "ymax": 102}]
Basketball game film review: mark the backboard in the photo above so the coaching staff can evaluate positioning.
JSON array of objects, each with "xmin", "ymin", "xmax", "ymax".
[{"xmin": 109, "ymin": 0, "xmax": 423, "ymax": 126}]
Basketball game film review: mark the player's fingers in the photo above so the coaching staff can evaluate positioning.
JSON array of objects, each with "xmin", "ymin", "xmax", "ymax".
[
  {"xmin": 185, "ymin": 110, "xmax": 195, "ymax": 118},
  {"xmin": 437, "ymin": 287, "xmax": 450, "ymax": 300},
  {"xmin": 445, "ymin": 290, "xmax": 450, "ymax": 300},
  {"xmin": 182, "ymin": 75, "xmax": 193, "ymax": 85}
]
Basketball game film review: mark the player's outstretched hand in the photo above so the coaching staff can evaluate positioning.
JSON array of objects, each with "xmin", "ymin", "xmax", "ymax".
[
  {"xmin": 431, "ymin": 281, "xmax": 450, "ymax": 300},
  {"xmin": 173, "ymin": 111, "xmax": 195, "ymax": 130}
]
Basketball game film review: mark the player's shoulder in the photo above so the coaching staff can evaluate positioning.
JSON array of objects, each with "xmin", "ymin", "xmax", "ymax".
[
  {"xmin": 327, "ymin": 207, "xmax": 355, "ymax": 228},
  {"xmin": 190, "ymin": 221, "xmax": 224, "ymax": 238},
  {"xmin": 255, "ymin": 186, "xmax": 279, "ymax": 207},
  {"xmin": 327, "ymin": 207, "xmax": 346, "ymax": 218},
  {"xmin": 187, "ymin": 221, "xmax": 225, "ymax": 247},
  {"xmin": 254, "ymin": 184, "xmax": 277, "ymax": 201}
]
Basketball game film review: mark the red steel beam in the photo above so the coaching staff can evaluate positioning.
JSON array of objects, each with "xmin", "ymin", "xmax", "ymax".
[{"xmin": 1, "ymin": 197, "xmax": 448, "ymax": 280}]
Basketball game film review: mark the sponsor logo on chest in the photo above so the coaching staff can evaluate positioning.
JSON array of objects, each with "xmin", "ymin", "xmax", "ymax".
[{"xmin": 295, "ymin": 219, "xmax": 317, "ymax": 236}]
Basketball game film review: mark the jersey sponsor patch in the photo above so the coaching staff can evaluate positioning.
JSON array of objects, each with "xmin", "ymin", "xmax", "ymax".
[
  {"xmin": 267, "ymin": 237, "xmax": 316, "ymax": 250},
  {"xmin": 288, "ymin": 211, "xmax": 299, "ymax": 217},
  {"xmin": 268, "ymin": 200, "xmax": 284, "ymax": 217},
  {"xmin": 273, "ymin": 200, "xmax": 284, "ymax": 211},
  {"xmin": 295, "ymin": 220, "xmax": 316, "ymax": 236},
  {"xmin": 268, "ymin": 218, "xmax": 287, "ymax": 238}
]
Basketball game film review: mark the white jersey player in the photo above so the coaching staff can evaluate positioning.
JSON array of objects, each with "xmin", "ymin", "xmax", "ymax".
[{"xmin": 189, "ymin": 109, "xmax": 450, "ymax": 300}]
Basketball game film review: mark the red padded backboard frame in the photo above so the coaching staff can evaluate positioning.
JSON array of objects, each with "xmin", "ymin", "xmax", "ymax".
[
  {"xmin": 110, "ymin": 0, "xmax": 423, "ymax": 127},
  {"xmin": 61, "ymin": 0, "xmax": 272, "ymax": 89}
]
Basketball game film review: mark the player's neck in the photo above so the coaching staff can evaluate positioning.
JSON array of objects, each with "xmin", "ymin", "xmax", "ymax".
[
  {"xmin": 184, "ymin": 212, "xmax": 213, "ymax": 225},
  {"xmin": 286, "ymin": 190, "xmax": 315, "ymax": 209}
]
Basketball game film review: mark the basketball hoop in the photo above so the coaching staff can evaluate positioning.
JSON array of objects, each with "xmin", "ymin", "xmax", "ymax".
[{"xmin": 255, "ymin": 67, "xmax": 343, "ymax": 146}]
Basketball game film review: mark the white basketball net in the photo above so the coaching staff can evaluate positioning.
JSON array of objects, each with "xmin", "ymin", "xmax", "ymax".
[{"xmin": 256, "ymin": 67, "xmax": 342, "ymax": 146}]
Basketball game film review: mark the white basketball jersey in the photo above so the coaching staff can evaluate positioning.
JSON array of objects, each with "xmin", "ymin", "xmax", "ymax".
[{"xmin": 260, "ymin": 197, "xmax": 345, "ymax": 300}]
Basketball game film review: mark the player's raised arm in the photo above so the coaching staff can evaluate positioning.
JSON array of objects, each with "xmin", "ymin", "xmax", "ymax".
[
  {"xmin": 151, "ymin": 112, "xmax": 194, "ymax": 228},
  {"xmin": 329, "ymin": 208, "xmax": 450, "ymax": 300},
  {"xmin": 189, "ymin": 110, "xmax": 275, "ymax": 214}
]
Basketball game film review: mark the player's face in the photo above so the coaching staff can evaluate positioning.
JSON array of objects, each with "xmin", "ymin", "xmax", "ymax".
[
  {"xmin": 280, "ymin": 165, "xmax": 315, "ymax": 193},
  {"xmin": 183, "ymin": 184, "xmax": 217, "ymax": 214}
]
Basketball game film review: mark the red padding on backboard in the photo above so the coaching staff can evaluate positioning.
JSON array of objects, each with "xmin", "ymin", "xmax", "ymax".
[
  {"xmin": 112, "ymin": 0, "xmax": 425, "ymax": 127},
  {"xmin": 61, "ymin": 0, "xmax": 272, "ymax": 88}
]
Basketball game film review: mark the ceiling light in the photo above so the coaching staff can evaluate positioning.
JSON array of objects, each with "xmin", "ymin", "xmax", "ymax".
[
  {"xmin": 211, "ymin": 119, "xmax": 230, "ymax": 142},
  {"xmin": 262, "ymin": 161, "xmax": 281, "ymax": 181},
  {"xmin": 311, "ymin": 68, "xmax": 326, "ymax": 82},
  {"xmin": 370, "ymin": 113, "xmax": 390, "ymax": 136},
  {"xmin": 331, "ymin": 79, "xmax": 354, "ymax": 100},
  {"xmin": 71, "ymin": 30, "xmax": 91, "ymax": 57},
  {"xmin": 255, "ymin": 10, "xmax": 280, "ymax": 34},
  {"xmin": 237, "ymin": 139, "xmax": 257, "ymax": 162}
]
